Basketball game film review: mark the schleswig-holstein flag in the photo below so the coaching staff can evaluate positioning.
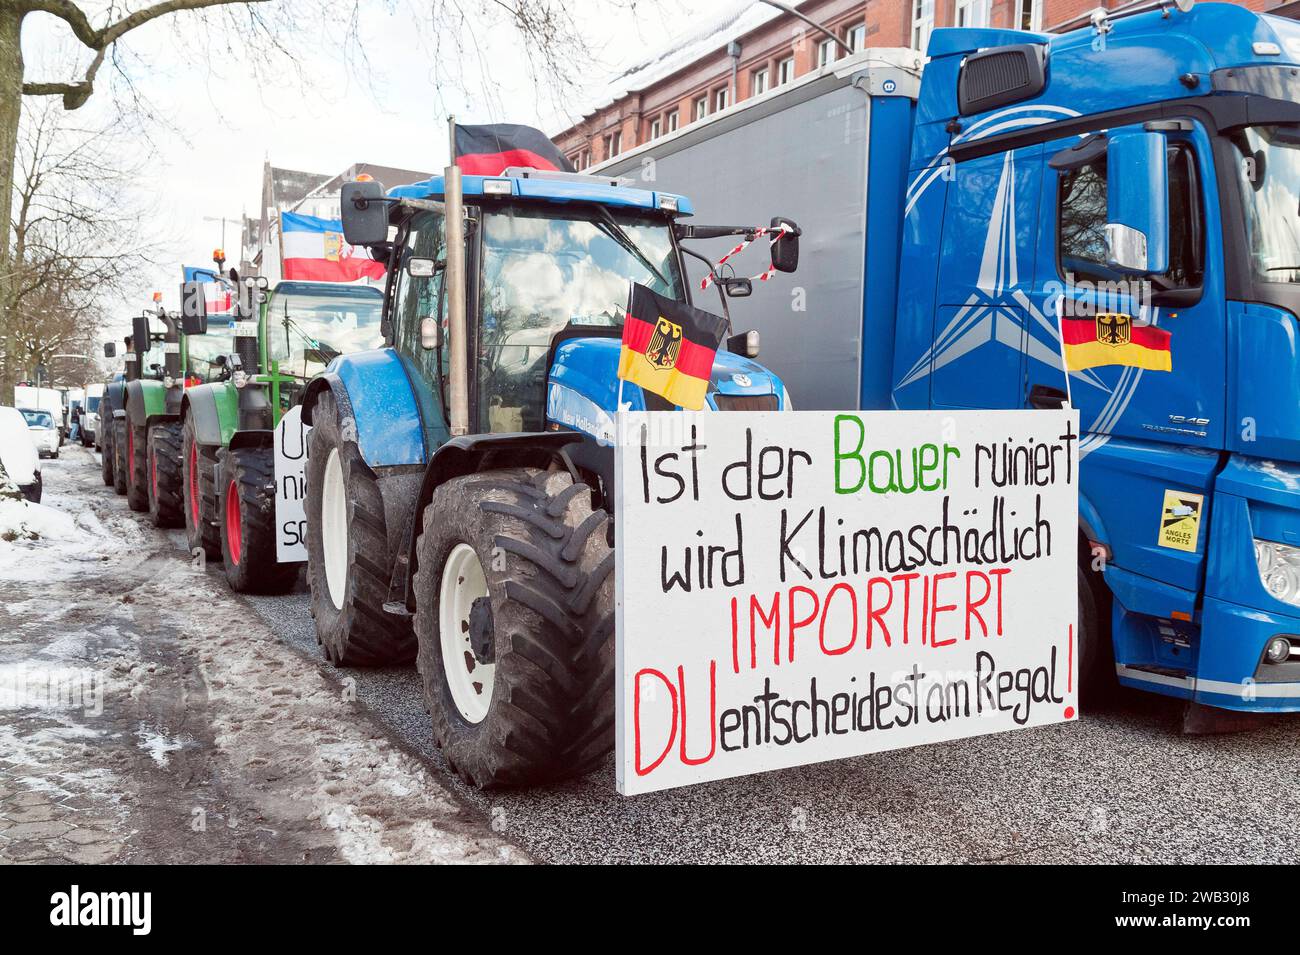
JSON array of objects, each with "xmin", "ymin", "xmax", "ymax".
[{"xmin": 280, "ymin": 212, "xmax": 386, "ymax": 283}]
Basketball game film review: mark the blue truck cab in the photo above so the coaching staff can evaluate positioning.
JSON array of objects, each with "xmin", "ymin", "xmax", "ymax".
[{"xmin": 887, "ymin": 2, "xmax": 1300, "ymax": 710}]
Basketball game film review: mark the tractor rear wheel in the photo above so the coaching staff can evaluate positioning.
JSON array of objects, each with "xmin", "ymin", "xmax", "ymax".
[
  {"xmin": 111, "ymin": 419, "xmax": 128, "ymax": 495},
  {"xmin": 147, "ymin": 421, "xmax": 184, "ymax": 528},
  {"xmin": 125, "ymin": 421, "xmax": 149, "ymax": 512},
  {"xmin": 182, "ymin": 416, "xmax": 221, "ymax": 561},
  {"xmin": 413, "ymin": 468, "xmax": 615, "ymax": 788},
  {"xmin": 100, "ymin": 425, "xmax": 115, "ymax": 486},
  {"xmin": 305, "ymin": 390, "xmax": 414, "ymax": 665},
  {"xmin": 219, "ymin": 446, "xmax": 299, "ymax": 594}
]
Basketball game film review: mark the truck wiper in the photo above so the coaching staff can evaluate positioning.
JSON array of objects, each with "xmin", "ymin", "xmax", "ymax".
[{"xmin": 591, "ymin": 206, "xmax": 671, "ymax": 290}]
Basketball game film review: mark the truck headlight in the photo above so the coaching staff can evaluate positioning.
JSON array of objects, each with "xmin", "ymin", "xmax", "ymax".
[{"xmin": 1254, "ymin": 539, "xmax": 1300, "ymax": 606}]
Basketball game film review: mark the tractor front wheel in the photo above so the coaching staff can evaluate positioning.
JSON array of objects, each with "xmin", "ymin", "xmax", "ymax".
[
  {"xmin": 305, "ymin": 390, "xmax": 414, "ymax": 665},
  {"xmin": 182, "ymin": 416, "xmax": 221, "ymax": 561},
  {"xmin": 147, "ymin": 422, "xmax": 184, "ymax": 528},
  {"xmin": 125, "ymin": 421, "xmax": 149, "ymax": 512},
  {"xmin": 413, "ymin": 468, "xmax": 615, "ymax": 788},
  {"xmin": 111, "ymin": 419, "xmax": 128, "ymax": 495},
  {"xmin": 218, "ymin": 446, "xmax": 299, "ymax": 594},
  {"xmin": 100, "ymin": 426, "xmax": 114, "ymax": 486}
]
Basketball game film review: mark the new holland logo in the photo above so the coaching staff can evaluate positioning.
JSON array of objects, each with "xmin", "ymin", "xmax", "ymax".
[
  {"xmin": 645, "ymin": 317, "xmax": 683, "ymax": 369},
  {"xmin": 1097, "ymin": 312, "xmax": 1132, "ymax": 347}
]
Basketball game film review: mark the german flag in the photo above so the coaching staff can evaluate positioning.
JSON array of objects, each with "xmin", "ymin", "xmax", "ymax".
[
  {"xmin": 1062, "ymin": 313, "xmax": 1172, "ymax": 372},
  {"xmin": 618, "ymin": 284, "xmax": 726, "ymax": 411},
  {"xmin": 454, "ymin": 123, "xmax": 575, "ymax": 176}
]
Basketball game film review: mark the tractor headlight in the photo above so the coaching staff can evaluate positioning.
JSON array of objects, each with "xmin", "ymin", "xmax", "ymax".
[{"xmin": 1254, "ymin": 539, "xmax": 1300, "ymax": 607}]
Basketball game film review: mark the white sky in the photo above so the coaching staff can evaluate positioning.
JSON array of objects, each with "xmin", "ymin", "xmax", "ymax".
[{"xmin": 20, "ymin": 0, "xmax": 744, "ymax": 350}]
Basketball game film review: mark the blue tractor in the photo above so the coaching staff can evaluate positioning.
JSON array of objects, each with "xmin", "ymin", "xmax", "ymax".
[{"xmin": 302, "ymin": 163, "xmax": 799, "ymax": 786}]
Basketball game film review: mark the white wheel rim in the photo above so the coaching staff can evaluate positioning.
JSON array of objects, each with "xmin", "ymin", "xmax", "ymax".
[
  {"xmin": 439, "ymin": 543, "xmax": 495, "ymax": 724},
  {"xmin": 321, "ymin": 448, "xmax": 348, "ymax": 611}
]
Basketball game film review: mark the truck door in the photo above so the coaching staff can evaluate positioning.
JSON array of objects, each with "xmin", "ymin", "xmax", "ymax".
[
  {"xmin": 1025, "ymin": 120, "xmax": 1226, "ymax": 595},
  {"xmin": 927, "ymin": 145, "xmax": 1044, "ymax": 410}
]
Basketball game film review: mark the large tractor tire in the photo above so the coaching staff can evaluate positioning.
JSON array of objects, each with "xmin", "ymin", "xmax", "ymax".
[
  {"xmin": 100, "ymin": 428, "xmax": 114, "ymax": 486},
  {"xmin": 146, "ymin": 421, "xmax": 184, "ymax": 528},
  {"xmin": 413, "ymin": 467, "xmax": 615, "ymax": 788},
  {"xmin": 125, "ymin": 421, "xmax": 149, "ymax": 512},
  {"xmin": 305, "ymin": 390, "xmax": 414, "ymax": 665},
  {"xmin": 218, "ymin": 446, "xmax": 299, "ymax": 594},
  {"xmin": 111, "ymin": 419, "xmax": 128, "ymax": 495},
  {"xmin": 182, "ymin": 415, "xmax": 221, "ymax": 561}
]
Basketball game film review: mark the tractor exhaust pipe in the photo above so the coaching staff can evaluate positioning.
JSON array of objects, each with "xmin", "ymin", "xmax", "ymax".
[{"xmin": 445, "ymin": 116, "xmax": 470, "ymax": 437}]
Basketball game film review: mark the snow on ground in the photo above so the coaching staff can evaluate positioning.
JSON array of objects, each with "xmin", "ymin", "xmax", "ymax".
[{"xmin": 1, "ymin": 446, "xmax": 526, "ymax": 864}]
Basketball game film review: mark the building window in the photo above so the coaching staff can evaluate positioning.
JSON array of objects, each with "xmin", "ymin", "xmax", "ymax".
[
  {"xmin": 777, "ymin": 56, "xmax": 794, "ymax": 85},
  {"xmin": 580, "ymin": 149, "xmax": 590, "ymax": 169},
  {"xmin": 666, "ymin": 110, "xmax": 679, "ymax": 132},
  {"xmin": 1018, "ymin": 0, "xmax": 1042, "ymax": 31},
  {"xmin": 817, "ymin": 37, "xmax": 837, "ymax": 67},
  {"xmin": 649, "ymin": 118, "xmax": 661, "ymax": 140},
  {"xmin": 751, "ymin": 68, "xmax": 769, "ymax": 97},
  {"xmin": 604, "ymin": 131, "xmax": 621, "ymax": 158},
  {"xmin": 954, "ymin": 0, "xmax": 991, "ymax": 28},
  {"xmin": 912, "ymin": 0, "xmax": 935, "ymax": 51},
  {"xmin": 693, "ymin": 95, "xmax": 708, "ymax": 122},
  {"xmin": 845, "ymin": 22, "xmax": 866, "ymax": 53},
  {"xmin": 714, "ymin": 87, "xmax": 729, "ymax": 112},
  {"xmin": 568, "ymin": 153, "xmax": 580, "ymax": 169}
]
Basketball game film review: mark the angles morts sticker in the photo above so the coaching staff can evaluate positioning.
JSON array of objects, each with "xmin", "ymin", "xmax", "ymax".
[{"xmin": 1157, "ymin": 489, "xmax": 1203, "ymax": 553}]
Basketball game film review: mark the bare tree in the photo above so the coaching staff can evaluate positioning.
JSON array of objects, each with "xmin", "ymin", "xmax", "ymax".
[{"xmin": 4, "ymin": 99, "xmax": 154, "ymax": 392}]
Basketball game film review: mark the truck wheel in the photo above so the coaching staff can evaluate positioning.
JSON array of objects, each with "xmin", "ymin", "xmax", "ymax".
[
  {"xmin": 413, "ymin": 468, "xmax": 615, "ymax": 788},
  {"xmin": 100, "ymin": 428, "xmax": 114, "ymax": 486},
  {"xmin": 147, "ymin": 422, "xmax": 184, "ymax": 528},
  {"xmin": 182, "ymin": 416, "xmax": 221, "ymax": 561},
  {"xmin": 1076, "ymin": 564, "xmax": 1110, "ymax": 707},
  {"xmin": 112, "ymin": 419, "xmax": 128, "ymax": 495},
  {"xmin": 305, "ymin": 390, "xmax": 413, "ymax": 665},
  {"xmin": 125, "ymin": 421, "xmax": 149, "ymax": 512},
  {"xmin": 219, "ymin": 446, "xmax": 299, "ymax": 594}
]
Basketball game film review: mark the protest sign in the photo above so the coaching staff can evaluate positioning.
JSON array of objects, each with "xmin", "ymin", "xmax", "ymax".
[{"xmin": 614, "ymin": 409, "xmax": 1079, "ymax": 795}]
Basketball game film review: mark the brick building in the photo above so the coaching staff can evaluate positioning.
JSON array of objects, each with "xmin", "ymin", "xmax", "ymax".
[{"xmin": 554, "ymin": 0, "xmax": 1292, "ymax": 167}]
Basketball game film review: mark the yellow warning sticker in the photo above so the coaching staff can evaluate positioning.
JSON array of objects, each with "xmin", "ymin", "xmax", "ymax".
[{"xmin": 1158, "ymin": 490, "xmax": 1203, "ymax": 552}]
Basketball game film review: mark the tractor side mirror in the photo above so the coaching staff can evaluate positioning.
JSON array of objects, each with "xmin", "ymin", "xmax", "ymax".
[
  {"xmin": 341, "ymin": 180, "xmax": 389, "ymax": 247},
  {"xmin": 132, "ymin": 315, "xmax": 151, "ymax": 358},
  {"xmin": 103, "ymin": 342, "xmax": 117, "ymax": 358},
  {"xmin": 180, "ymin": 280, "xmax": 209, "ymax": 335},
  {"xmin": 1105, "ymin": 130, "xmax": 1169, "ymax": 275},
  {"xmin": 770, "ymin": 217, "xmax": 800, "ymax": 273}
]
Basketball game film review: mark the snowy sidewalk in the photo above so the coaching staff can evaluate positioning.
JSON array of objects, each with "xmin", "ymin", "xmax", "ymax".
[{"xmin": 0, "ymin": 445, "xmax": 526, "ymax": 864}]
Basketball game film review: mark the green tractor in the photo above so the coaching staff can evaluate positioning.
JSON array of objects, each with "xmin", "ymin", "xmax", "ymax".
[
  {"xmin": 179, "ymin": 276, "xmax": 383, "ymax": 592},
  {"xmin": 119, "ymin": 299, "xmax": 233, "ymax": 527}
]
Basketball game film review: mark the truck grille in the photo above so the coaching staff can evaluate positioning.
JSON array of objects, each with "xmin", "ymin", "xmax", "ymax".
[{"xmin": 713, "ymin": 394, "xmax": 778, "ymax": 411}]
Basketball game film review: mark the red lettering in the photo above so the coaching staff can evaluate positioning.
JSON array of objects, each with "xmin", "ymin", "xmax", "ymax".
[
  {"xmin": 965, "ymin": 570, "xmax": 991, "ymax": 640},
  {"xmin": 930, "ymin": 571, "xmax": 957, "ymax": 647},
  {"xmin": 678, "ymin": 662, "xmax": 717, "ymax": 767},
  {"xmin": 634, "ymin": 668, "xmax": 677, "ymax": 777},
  {"xmin": 989, "ymin": 567, "xmax": 1011, "ymax": 635},
  {"xmin": 819, "ymin": 582, "xmax": 857, "ymax": 655},
  {"xmin": 788, "ymin": 586, "xmax": 819, "ymax": 663},
  {"xmin": 865, "ymin": 576, "xmax": 893, "ymax": 649},
  {"xmin": 750, "ymin": 592, "xmax": 781, "ymax": 667}
]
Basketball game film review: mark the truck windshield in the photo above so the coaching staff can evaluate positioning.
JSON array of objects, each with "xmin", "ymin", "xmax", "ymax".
[
  {"xmin": 477, "ymin": 205, "xmax": 684, "ymax": 432},
  {"xmin": 267, "ymin": 286, "xmax": 384, "ymax": 379},
  {"xmin": 1232, "ymin": 125, "xmax": 1300, "ymax": 285}
]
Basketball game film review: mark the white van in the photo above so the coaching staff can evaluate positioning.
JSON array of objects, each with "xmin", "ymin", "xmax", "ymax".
[
  {"xmin": 83, "ymin": 382, "xmax": 104, "ymax": 448},
  {"xmin": 0, "ymin": 405, "xmax": 42, "ymax": 502}
]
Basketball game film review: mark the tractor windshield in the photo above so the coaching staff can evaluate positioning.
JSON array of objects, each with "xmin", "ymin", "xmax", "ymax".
[
  {"xmin": 267, "ymin": 285, "xmax": 385, "ymax": 380},
  {"xmin": 185, "ymin": 326, "xmax": 237, "ymax": 383},
  {"xmin": 477, "ymin": 205, "xmax": 684, "ymax": 432}
]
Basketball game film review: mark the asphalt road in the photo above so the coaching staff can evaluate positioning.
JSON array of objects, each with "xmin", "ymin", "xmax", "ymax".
[{"xmin": 241, "ymin": 579, "xmax": 1300, "ymax": 864}]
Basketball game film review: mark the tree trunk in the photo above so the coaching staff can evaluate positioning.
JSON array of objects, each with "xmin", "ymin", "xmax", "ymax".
[{"xmin": 0, "ymin": 4, "xmax": 26, "ymax": 403}]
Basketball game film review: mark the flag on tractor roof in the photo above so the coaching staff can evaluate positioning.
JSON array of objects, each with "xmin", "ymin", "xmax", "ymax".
[
  {"xmin": 280, "ymin": 211, "xmax": 386, "ymax": 283},
  {"xmin": 1062, "ymin": 313, "xmax": 1172, "ymax": 372},
  {"xmin": 618, "ymin": 283, "xmax": 726, "ymax": 411},
  {"xmin": 454, "ymin": 123, "xmax": 575, "ymax": 176},
  {"xmin": 182, "ymin": 265, "xmax": 235, "ymax": 315}
]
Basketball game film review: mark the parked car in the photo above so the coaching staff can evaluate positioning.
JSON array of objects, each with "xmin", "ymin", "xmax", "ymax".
[
  {"xmin": 18, "ymin": 408, "xmax": 60, "ymax": 459},
  {"xmin": 0, "ymin": 406, "xmax": 42, "ymax": 502}
]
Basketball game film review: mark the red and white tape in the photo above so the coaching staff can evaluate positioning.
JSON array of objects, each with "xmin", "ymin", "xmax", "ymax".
[{"xmin": 698, "ymin": 223, "xmax": 793, "ymax": 291}]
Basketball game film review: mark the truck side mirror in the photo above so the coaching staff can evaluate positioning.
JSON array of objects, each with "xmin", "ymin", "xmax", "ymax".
[
  {"xmin": 1105, "ymin": 131, "xmax": 1169, "ymax": 275},
  {"xmin": 340, "ymin": 180, "xmax": 389, "ymax": 247},
  {"xmin": 180, "ymin": 280, "xmax": 209, "ymax": 335},
  {"xmin": 103, "ymin": 342, "xmax": 116, "ymax": 358},
  {"xmin": 132, "ymin": 315, "xmax": 151, "ymax": 359},
  {"xmin": 770, "ymin": 217, "xmax": 800, "ymax": 273}
]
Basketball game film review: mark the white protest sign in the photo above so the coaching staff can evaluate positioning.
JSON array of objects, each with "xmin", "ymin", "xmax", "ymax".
[
  {"xmin": 274, "ymin": 405, "xmax": 310, "ymax": 562},
  {"xmin": 614, "ymin": 409, "xmax": 1079, "ymax": 796}
]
